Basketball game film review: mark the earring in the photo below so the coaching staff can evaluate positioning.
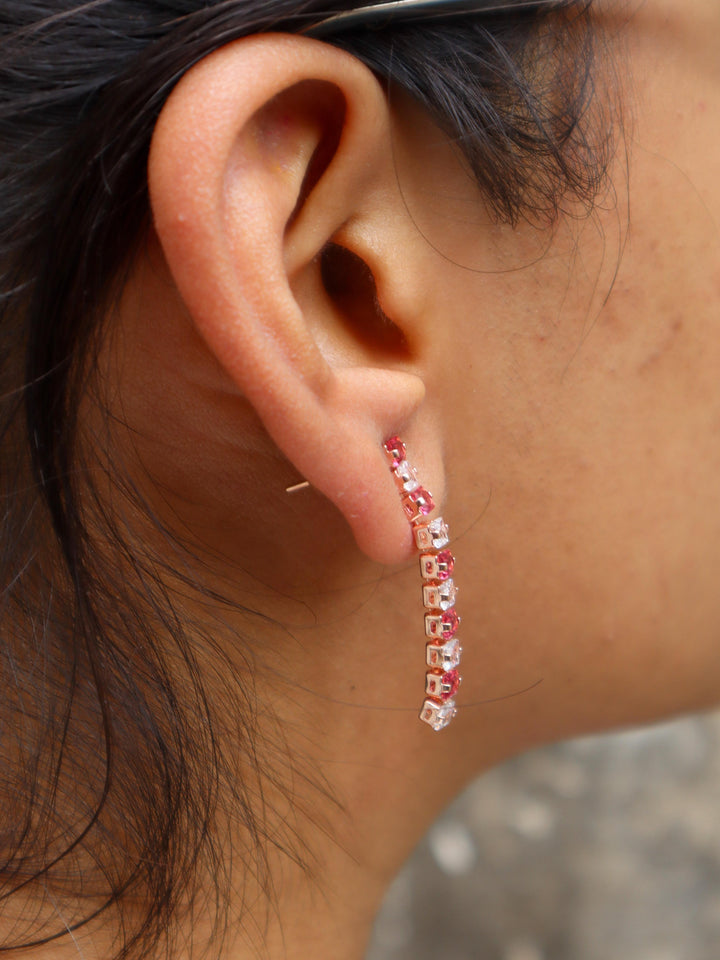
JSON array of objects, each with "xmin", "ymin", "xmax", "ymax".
[{"xmin": 383, "ymin": 437, "xmax": 462, "ymax": 731}]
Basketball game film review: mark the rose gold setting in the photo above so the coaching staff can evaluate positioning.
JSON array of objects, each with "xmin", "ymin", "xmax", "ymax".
[{"xmin": 383, "ymin": 436, "xmax": 462, "ymax": 731}]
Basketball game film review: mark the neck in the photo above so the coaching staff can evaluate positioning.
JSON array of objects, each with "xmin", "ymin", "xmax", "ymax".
[{"xmin": 172, "ymin": 536, "xmax": 519, "ymax": 960}]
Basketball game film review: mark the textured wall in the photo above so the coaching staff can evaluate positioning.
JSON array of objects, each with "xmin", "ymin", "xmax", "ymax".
[{"xmin": 367, "ymin": 713, "xmax": 720, "ymax": 960}]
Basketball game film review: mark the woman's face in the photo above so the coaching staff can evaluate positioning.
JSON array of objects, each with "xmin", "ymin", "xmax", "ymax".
[{"xmin": 392, "ymin": 0, "xmax": 720, "ymax": 750}]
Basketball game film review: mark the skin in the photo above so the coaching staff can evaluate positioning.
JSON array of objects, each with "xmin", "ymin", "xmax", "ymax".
[{"xmin": 7, "ymin": 0, "xmax": 720, "ymax": 957}]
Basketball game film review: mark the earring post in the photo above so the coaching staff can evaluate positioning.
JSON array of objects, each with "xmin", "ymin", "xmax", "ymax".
[{"xmin": 286, "ymin": 480, "xmax": 312, "ymax": 494}]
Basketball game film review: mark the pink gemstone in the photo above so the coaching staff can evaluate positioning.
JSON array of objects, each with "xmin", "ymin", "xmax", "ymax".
[
  {"xmin": 384, "ymin": 436, "xmax": 406, "ymax": 466},
  {"xmin": 436, "ymin": 550, "xmax": 455, "ymax": 581},
  {"xmin": 410, "ymin": 487, "xmax": 435, "ymax": 515},
  {"xmin": 428, "ymin": 518, "xmax": 450, "ymax": 548},
  {"xmin": 441, "ymin": 609, "xmax": 459, "ymax": 639},
  {"xmin": 441, "ymin": 669, "xmax": 461, "ymax": 700}
]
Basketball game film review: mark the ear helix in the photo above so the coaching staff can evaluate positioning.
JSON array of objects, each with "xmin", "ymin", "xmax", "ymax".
[{"xmin": 383, "ymin": 436, "xmax": 462, "ymax": 731}]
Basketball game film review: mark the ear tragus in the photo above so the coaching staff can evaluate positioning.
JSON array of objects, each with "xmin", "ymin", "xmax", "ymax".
[{"xmin": 319, "ymin": 243, "xmax": 410, "ymax": 358}]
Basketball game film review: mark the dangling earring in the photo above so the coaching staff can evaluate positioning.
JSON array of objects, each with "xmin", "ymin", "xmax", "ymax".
[{"xmin": 383, "ymin": 437, "xmax": 461, "ymax": 731}]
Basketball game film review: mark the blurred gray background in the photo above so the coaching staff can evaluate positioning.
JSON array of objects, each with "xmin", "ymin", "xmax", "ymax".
[{"xmin": 366, "ymin": 713, "xmax": 720, "ymax": 960}]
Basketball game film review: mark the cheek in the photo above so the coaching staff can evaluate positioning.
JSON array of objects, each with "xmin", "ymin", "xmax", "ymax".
[{"xmin": 441, "ymin": 230, "xmax": 720, "ymax": 745}]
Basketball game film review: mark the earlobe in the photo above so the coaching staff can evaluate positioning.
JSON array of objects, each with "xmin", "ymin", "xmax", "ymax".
[{"xmin": 148, "ymin": 34, "xmax": 440, "ymax": 565}]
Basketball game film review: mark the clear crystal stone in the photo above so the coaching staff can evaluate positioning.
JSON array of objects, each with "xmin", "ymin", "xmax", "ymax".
[
  {"xmin": 438, "ymin": 579, "xmax": 457, "ymax": 610},
  {"xmin": 394, "ymin": 460, "xmax": 419, "ymax": 492},
  {"xmin": 423, "ymin": 579, "xmax": 457, "ymax": 611},
  {"xmin": 426, "ymin": 638, "xmax": 462, "ymax": 670},
  {"xmin": 414, "ymin": 516, "xmax": 449, "ymax": 551},
  {"xmin": 428, "ymin": 517, "xmax": 450, "ymax": 549},
  {"xmin": 419, "ymin": 698, "xmax": 457, "ymax": 731}
]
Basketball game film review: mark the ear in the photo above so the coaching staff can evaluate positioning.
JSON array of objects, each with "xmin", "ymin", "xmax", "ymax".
[{"xmin": 148, "ymin": 34, "xmax": 443, "ymax": 565}]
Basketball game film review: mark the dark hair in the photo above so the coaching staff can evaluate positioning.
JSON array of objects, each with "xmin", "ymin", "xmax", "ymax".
[{"xmin": 0, "ymin": 2, "xmax": 613, "ymax": 957}]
